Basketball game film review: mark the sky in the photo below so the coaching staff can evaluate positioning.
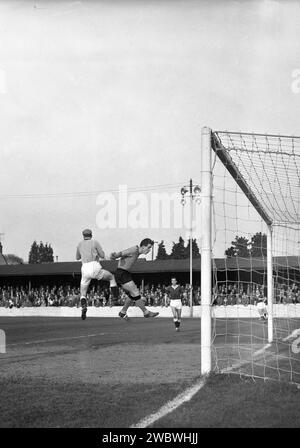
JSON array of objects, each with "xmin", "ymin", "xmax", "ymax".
[{"xmin": 0, "ymin": 0, "xmax": 300, "ymax": 262}]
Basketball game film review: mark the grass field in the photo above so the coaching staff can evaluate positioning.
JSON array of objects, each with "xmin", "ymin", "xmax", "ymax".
[{"xmin": 0, "ymin": 315, "xmax": 299, "ymax": 428}]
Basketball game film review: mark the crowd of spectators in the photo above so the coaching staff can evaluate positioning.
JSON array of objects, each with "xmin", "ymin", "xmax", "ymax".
[
  {"xmin": 212, "ymin": 282, "xmax": 300, "ymax": 305},
  {"xmin": 0, "ymin": 283, "xmax": 196, "ymax": 308},
  {"xmin": 0, "ymin": 281, "xmax": 299, "ymax": 308}
]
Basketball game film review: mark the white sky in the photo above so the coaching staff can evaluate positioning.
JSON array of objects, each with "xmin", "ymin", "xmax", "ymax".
[{"xmin": 0, "ymin": 0, "xmax": 300, "ymax": 261}]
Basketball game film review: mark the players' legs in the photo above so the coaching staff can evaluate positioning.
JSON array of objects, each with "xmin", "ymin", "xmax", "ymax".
[
  {"xmin": 257, "ymin": 302, "xmax": 267, "ymax": 320},
  {"xmin": 121, "ymin": 281, "xmax": 158, "ymax": 318},
  {"xmin": 80, "ymin": 277, "xmax": 91, "ymax": 320},
  {"xmin": 121, "ymin": 281, "xmax": 146, "ymax": 314},
  {"xmin": 80, "ymin": 281, "xmax": 90, "ymax": 300},
  {"xmin": 171, "ymin": 307, "xmax": 182, "ymax": 331},
  {"xmin": 120, "ymin": 295, "xmax": 134, "ymax": 317},
  {"xmin": 176, "ymin": 308, "xmax": 182, "ymax": 330},
  {"xmin": 262, "ymin": 306, "xmax": 268, "ymax": 320},
  {"xmin": 171, "ymin": 306, "xmax": 178, "ymax": 329},
  {"xmin": 100, "ymin": 270, "xmax": 119, "ymax": 302}
]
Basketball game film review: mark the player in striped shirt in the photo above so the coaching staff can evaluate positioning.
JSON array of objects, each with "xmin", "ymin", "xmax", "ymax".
[
  {"xmin": 110, "ymin": 238, "xmax": 159, "ymax": 319},
  {"xmin": 76, "ymin": 229, "xmax": 119, "ymax": 320},
  {"xmin": 166, "ymin": 277, "xmax": 184, "ymax": 331}
]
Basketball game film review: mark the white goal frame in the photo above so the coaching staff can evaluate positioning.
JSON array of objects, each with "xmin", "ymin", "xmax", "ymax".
[{"xmin": 200, "ymin": 126, "xmax": 274, "ymax": 375}]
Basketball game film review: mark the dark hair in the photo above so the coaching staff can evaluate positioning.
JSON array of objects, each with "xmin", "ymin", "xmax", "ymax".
[
  {"xmin": 171, "ymin": 277, "xmax": 177, "ymax": 281},
  {"xmin": 140, "ymin": 238, "xmax": 154, "ymax": 247}
]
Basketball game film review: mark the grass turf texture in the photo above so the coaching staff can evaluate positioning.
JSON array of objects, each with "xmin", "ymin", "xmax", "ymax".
[
  {"xmin": 0, "ymin": 316, "xmax": 299, "ymax": 427},
  {"xmin": 151, "ymin": 373, "xmax": 300, "ymax": 428}
]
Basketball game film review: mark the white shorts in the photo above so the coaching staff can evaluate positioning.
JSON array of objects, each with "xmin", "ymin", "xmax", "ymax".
[
  {"xmin": 170, "ymin": 299, "xmax": 182, "ymax": 310},
  {"xmin": 81, "ymin": 261, "xmax": 105, "ymax": 286},
  {"xmin": 257, "ymin": 301, "xmax": 267, "ymax": 310}
]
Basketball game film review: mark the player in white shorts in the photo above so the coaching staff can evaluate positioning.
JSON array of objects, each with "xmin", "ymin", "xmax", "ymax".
[
  {"xmin": 76, "ymin": 229, "xmax": 119, "ymax": 320},
  {"xmin": 256, "ymin": 295, "xmax": 268, "ymax": 321},
  {"xmin": 166, "ymin": 277, "xmax": 184, "ymax": 331}
]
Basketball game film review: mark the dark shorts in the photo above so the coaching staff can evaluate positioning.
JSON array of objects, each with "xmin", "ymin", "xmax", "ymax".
[{"xmin": 115, "ymin": 268, "xmax": 133, "ymax": 286}]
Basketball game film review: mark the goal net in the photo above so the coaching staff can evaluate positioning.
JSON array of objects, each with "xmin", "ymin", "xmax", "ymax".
[{"xmin": 200, "ymin": 127, "xmax": 300, "ymax": 386}]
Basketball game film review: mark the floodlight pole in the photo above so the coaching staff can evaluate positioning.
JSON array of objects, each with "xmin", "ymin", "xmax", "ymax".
[
  {"xmin": 189, "ymin": 179, "xmax": 193, "ymax": 317},
  {"xmin": 181, "ymin": 180, "xmax": 200, "ymax": 317},
  {"xmin": 201, "ymin": 127, "xmax": 212, "ymax": 375}
]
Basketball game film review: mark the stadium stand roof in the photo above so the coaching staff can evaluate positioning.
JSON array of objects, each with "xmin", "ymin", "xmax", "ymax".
[{"xmin": 0, "ymin": 256, "xmax": 298, "ymax": 277}]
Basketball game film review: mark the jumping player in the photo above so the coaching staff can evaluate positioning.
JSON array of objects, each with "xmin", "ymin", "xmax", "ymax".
[
  {"xmin": 166, "ymin": 277, "xmax": 184, "ymax": 331},
  {"xmin": 110, "ymin": 238, "xmax": 159, "ymax": 319},
  {"xmin": 76, "ymin": 229, "xmax": 119, "ymax": 320}
]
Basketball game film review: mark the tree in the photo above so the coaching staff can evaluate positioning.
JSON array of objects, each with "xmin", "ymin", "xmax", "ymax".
[
  {"xmin": 250, "ymin": 232, "xmax": 267, "ymax": 258},
  {"xmin": 28, "ymin": 241, "xmax": 54, "ymax": 264},
  {"xmin": 44, "ymin": 243, "xmax": 54, "ymax": 262},
  {"xmin": 28, "ymin": 240, "xmax": 39, "ymax": 264},
  {"xmin": 185, "ymin": 238, "xmax": 200, "ymax": 258},
  {"xmin": 4, "ymin": 254, "xmax": 24, "ymax": 265},
  {"xmin": 170, "ymin": 236, "xmax": 186, "ymax": 259},
  {"xmin": 225, "ymin": 235, "xmax": 250, "ymax": 258},
  {"xmin": 156, "ymin": 241, "xmax": 169, "ymax": 260}
]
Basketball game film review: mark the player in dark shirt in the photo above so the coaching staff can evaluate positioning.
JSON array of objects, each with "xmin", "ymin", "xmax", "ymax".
[
  {"xmin": 110, "ymin": 238, "xmax": 159, "ymax": 319},
  {"xmin": 166, "ymin": 277, "xmax": 184, "ymax": 331}
]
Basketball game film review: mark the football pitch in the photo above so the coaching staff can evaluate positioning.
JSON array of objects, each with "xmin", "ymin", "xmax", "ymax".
[{"xmin": 0, "ymin": 316, "xmax": 299, "ymax": 428}]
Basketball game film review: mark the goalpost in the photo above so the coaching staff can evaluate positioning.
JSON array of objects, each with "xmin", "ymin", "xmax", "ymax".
[{"xmin": 200, "ymin": 127, "xmax": 300, "ymax": 385}]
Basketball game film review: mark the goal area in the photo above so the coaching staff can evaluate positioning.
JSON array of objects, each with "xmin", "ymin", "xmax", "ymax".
[{"xmin": 200, "ymin": 127, "xmax": 300, "ymax": 386}]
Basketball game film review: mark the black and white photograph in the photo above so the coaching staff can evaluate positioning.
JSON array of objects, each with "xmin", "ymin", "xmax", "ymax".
[{"xmin": 0, "ymin": 0, "xmax": 300, "ymax": 432}]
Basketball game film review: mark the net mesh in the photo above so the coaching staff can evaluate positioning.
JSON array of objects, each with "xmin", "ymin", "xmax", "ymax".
[{"xmin": 209, "ymin": 130, "xmax": 300, "ymax": 385}]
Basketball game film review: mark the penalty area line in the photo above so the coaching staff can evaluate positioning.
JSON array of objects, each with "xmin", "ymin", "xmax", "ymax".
[
  {"xmin": 7, "ymin": 332, "xmax": 115, "ymax": 346},
  {"xmin": 130, "ymin": 377, "xmax": 207, "ymax": 429}
]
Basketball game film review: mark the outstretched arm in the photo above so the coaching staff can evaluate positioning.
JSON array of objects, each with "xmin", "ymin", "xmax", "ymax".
[
  {"xmin": 110, "ymin": 246, "xmax": 137, "ymax": 260},
  {"xmin": 110, "ymin": 251, "xmax": 123, "ymax": 260}
]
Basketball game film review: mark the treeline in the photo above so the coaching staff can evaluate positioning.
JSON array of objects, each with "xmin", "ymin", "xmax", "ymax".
[
  {"xmin": 28, "ymin": 241, "xmax": 54, "ymax": 264},
  {"xmin": 225, "ymin": 232, "xmax": 267, "ymax": 258},
  {"xmin": 156, "ymin": 232, "xmax": 267, "ymax": 260},
  {"xmin": 156, "ymin": 237, "xmax": 200, "ymax": 260}
]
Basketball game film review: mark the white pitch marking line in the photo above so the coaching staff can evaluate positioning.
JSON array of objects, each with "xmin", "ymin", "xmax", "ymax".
[
  {"xmin": 131, "ymin": 342, "xmax": 272, "ymax": 429},
  {"xmin": 282, "ymin": 328, "xmax": 300, "ymax": 342},
  {"xmin": 130, "ymin": 377, "xmax": 207, "ymax": 429},
  {"xmin": 7, "ymin": 332, "xmax": 113, "ymax": 346}
]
